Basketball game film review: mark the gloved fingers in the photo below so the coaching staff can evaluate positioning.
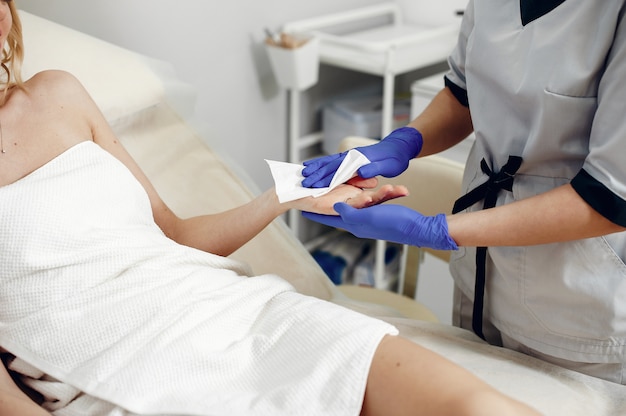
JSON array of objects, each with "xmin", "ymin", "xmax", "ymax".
[
  {"xmin": 333, "ymin": 202, "xmax": 364, "ymax": 223},
  {"xmin": 331, "ymin": 203, "xmax": 388, "ymax": 240},
  {"xmin": 355, "ymin": 162, "xmax": 378, "ymax": 179},
  {"xmin": 301, "ymin": 157, "xmax": 345, "ymax": 188},
  {"xmin": 302, "ymin": 151, "xmax": 345, "ymax": 168},
  {"xmin": 357, "ymin": 160, "xmax": 406, "ymax": 179},
  {"xmin": 301, "ymin": 169, "xmax": 338, "ymax": 188},
  {"xmin": 301, "ymin": 211, "xmax": 348, "ymax": 229}
]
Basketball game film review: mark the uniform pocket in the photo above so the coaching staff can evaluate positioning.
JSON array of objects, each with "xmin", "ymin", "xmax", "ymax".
[
  {"xmin": 513, "ymin": 174, "xmax": 626, "ymax": 341},
  {"xmin": 521, "ymin": 236, "xmax": 626, "ymax": 340}
]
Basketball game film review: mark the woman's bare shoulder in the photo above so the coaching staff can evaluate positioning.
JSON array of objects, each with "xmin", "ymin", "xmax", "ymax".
[
  {"xmin": 24, "ymin": 70, "xmax": 88, "ymax": 99},
  {"xmin": 26, "ymin": 69, "xmax": 81, "ymax": 85},
  {"xmin": 20, "ymin": 70, "xmax": 95, "ymax": 115}
]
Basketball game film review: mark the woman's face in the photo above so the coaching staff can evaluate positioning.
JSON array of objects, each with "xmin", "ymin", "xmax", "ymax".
[{"xmin": 0, "ymin": 1, "xmax": 12, "ymax": 50}]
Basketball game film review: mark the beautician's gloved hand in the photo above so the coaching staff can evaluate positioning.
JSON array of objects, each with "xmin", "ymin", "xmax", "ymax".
[
  {"xmin": 301, "ymin": 127, "xmax": 423, "ymax": 188},
  {"xmin": 302, "ymin": 203, "xmax": 458, "ymax": 251}
]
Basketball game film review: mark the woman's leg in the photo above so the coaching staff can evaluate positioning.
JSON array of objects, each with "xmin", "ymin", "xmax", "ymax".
[
  {"xmin": 361, "ymin": 335, "xmax": 540, "ymax": 416},
  {"xmin": 0, "ymin": 364, "xmax": 49, "ymax": 416}
]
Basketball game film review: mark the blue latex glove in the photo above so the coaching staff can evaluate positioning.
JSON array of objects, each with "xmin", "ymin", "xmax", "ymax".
[
  {"xmin": 302, "ymin": 203, "xmax": 458, "ymax": 251},
  {"xmin": 301, "ymin": 127, "xmax": 423, "ymax": 188}
]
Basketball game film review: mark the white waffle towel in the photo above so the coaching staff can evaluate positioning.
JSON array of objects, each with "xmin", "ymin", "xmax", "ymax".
[{"xmin": 0, "ymin": 142, "xmax": 396, "ymax": 415}]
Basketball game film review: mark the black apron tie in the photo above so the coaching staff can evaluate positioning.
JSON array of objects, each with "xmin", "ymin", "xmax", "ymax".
[{"xmin": 452, "ymin": 155, "xmax": 523, "ymax": 340}]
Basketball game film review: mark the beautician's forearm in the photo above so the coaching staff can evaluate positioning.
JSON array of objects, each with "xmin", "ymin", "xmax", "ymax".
[
  {"xmin": 407, "ymin": 87, "xmax": 474, "ymax": 157},
  {"xmin": 447, "ymin": 184, "xmax": 625, "ymax": 247}
]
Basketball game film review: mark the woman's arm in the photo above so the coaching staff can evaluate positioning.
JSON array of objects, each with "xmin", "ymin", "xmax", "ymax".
[
  {"xmin": 159, "ymin": 178, "xmax": 408, "ymax": 257},
  {"xmin": 447, "ymin": 184, "xmax": 626, "ymax": 247},
  {"xmin": 67, "ymin": 73, "xmax": 407, "ymax": 256}
]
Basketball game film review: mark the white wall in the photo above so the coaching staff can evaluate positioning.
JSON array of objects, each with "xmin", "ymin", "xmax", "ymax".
[
  {"xmin": 18, "ymin": 0, "xmax": 390, "ymax": 192},
  {"xmin": 17, "ymin": 0, "xmax": 467, "ymax": 192}
]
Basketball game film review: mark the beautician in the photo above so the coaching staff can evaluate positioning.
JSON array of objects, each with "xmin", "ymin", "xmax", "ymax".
[{"xmin": 302, "ymin": 0, "xmax": 626, "ymax": 384}]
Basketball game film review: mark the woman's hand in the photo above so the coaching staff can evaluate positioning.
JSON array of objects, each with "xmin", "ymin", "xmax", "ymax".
[{"xmin": 287, "ymin": 176, "xmax": 409, "ymax": 215}]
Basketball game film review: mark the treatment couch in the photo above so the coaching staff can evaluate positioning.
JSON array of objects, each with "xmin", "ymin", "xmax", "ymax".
[{"xmin": 16, "ymin": 9, "xmax": 626, "ymax": 415}]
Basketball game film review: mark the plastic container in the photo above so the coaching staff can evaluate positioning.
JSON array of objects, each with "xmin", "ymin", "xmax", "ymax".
[
  {"xmin": 311, "ymin": 233, "xmax": 401, "ymax": 289},
  {"xmin": 266, "ymin": 36, "xmax": 320, "ymax": 90},
  {"xmin": 311, "ymin": 233, "xmax": 370, "ymax": 285},
  {"xmin": 322, "ymin": 96, "xmax": 410, "ymax": 154},
  {"xmin": 352, "ymin": 242, "xmax": 401, "ymax": 291}
]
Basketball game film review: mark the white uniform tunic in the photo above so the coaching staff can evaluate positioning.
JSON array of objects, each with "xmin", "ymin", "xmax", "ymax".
[{"xmin": 447, "ymin": 0, "xmax": 626, "ymax": 365}]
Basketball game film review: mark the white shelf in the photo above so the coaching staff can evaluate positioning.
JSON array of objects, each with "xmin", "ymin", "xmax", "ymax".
[
  {"xmin": 298, "ymin": 132, "xmax": 324, "ymax": 154},
  {"xmin": 280, "ymin": 3, "xmax": 462, "ymax": 290},
  {"xmin": 313, "ymin": 23, "xmax": 459, "ymax": 76}
]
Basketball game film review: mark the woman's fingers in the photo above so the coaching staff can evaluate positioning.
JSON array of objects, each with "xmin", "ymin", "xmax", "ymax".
[
  {"xmin": 346, "ymin": 176, "xmax": 378, "ymax": 189},
  {"xmin": 345, "ymin": 184, "xmax": 409, "ymax": 210},
  {"xmin": 291, "ymin": 182, "xmax": 408, "ymax": 215},
  {"xmin": 363, "ymin": 184, "xmax": 409, "ymax": 206}
]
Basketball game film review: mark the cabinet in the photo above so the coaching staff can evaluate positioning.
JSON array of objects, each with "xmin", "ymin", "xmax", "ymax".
[{"xmin": 277, "ymin": 3, "xmax": 463, "ymax": 289}]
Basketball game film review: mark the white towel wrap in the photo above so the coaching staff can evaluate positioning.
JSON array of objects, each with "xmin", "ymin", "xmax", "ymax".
[{"xmin": 0, "ymin": 142, "xmax": 396, "ymax": 415}]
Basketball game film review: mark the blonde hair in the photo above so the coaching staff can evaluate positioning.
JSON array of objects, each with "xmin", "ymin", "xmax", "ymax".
[{"xmin": 1, "ymin": 1, "xmax": 24, "ymax": 105}]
